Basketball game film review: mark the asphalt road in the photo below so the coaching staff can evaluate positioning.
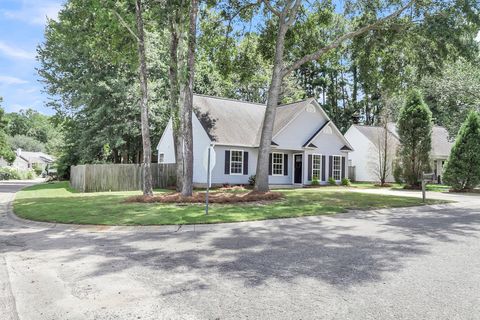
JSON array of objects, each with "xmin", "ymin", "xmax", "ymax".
[{"xmin": 1, "ymin": 181, "xmax": 480, "ymax": 320}]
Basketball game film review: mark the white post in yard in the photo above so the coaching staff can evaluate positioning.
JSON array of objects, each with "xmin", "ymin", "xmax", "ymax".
[
  {"xmin": 422, "ymin": 171, "xmax": 426, "ymax": 203},
  {"xmin": 206, "ymin": 147, "xmax": 211, "ymax": 215}
]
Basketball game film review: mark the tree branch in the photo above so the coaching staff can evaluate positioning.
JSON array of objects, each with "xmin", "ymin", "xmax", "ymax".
[
  {"xmin": 263, "ymin": 0, "xmax": 281, "ymax": 17},
  {"xmin": 285, "ymin": 0, "xmax": 302, "ymax": 27},
  {"xmin": 112, "ymin": 9, "xmax": 140, "ymax": 43},
  {"xmin": 282, "ymin": 0, "xmax": 415, "ymax": 77}
]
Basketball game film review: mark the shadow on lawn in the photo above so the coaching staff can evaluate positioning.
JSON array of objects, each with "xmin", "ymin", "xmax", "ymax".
[{"xmin": 1, "ymin": 204, "xmax": 480, "ymax": 291}]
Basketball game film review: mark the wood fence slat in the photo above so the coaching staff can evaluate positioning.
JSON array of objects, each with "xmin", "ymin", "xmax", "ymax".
[{"xmin": 69, "ymin": 163, "xmax": 176, "ymax": 192}]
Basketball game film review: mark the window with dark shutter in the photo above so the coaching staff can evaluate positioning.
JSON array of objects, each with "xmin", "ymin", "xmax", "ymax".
[
  {"xmin": 224, "ymin": 150, "xmax": 230, "ymax": 174},
  {"xmin": 312, "ymin": 155, "xmax": 321, "ymax": 180},
  {"xmin": 321, "ymin": 155, "xmax": 326, "ymax": 181},
  {"xmin": 308, "ymin": 154, "xmax": 312, "ymax": 181},
  {"xmin": 230, "ymin": 150, "xmax": 244, "ymax": 174},
  {"xmin": 341, "ymin": 156, "xmax": 346, "ymax": 179},
  {"xmin": 329, "ymin": 155, "xmax": 333, "ymax": 178},
  {"xmin": 243, "ymin": 152, "xmax": 249, "ymax": 175},
  {"xmin": 268, "ymin": 153, "xmax": 272, "ymax": 175}
]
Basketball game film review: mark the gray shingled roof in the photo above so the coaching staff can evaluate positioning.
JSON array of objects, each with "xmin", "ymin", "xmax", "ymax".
[
  {"xmin": 353, "ymin": 125, "xmax": 400, "ymax": 150},
  {"xmin": 431, "ymin": 126, "xmax": 453, "ymax": 158},
  {"xmin": 354, "ymin": 124, "xmax": 452, "ymax": 159},
  {"xmin": 192, "ymin": 95, "xmax": 312, "ymax": 147},
  {"xmin": 17, "ymin": 151, "xmax": 54, "ymax": 164}
]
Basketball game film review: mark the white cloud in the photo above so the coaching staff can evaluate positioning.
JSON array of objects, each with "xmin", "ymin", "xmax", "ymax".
[
  {"xmin": 2, "ymin": 0, "xmax": 62, "ymax": 26},
  {"xmin": 0, "ymin": 41, "xmax": 35, "ymax": 60},
  {"xmin": 0, "ymin": 75, "xmax": 29, "ymax": 85}
]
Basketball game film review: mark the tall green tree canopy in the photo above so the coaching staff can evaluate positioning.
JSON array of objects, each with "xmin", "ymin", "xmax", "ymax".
[
  {"xmin": 422, "ymin": 58, "xmax": 480, "ymax": 136},
  {"xmin": 0, "ymin": 98, "xmax": 16, "ymax": 163},
  {"xmin": 397, "ymin": 89, "xmax": 433, "ymax": 187},
  {"xmin": 443, "ymin": 110, "xmax": 480, "ymax": 190},
  {"xmin": 38, "ymin": 0, "xmax": 169, "ymax": 170}
]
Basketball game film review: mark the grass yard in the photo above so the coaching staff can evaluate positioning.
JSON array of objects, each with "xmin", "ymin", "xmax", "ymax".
[
  {"xmin": 13, "ymin": 182, "xmax": 445, "ymax": 226},
  {"xmin": 351, "ymin": 182, "xmax": 452, "ymax": 192}
]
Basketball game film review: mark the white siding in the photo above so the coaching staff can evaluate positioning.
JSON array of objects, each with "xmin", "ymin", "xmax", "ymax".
[
  {"xmin": 345, "ymin": 126, "xmax": 395, "ymax": 183},
  {"xmin": 274, "ymin": 103, "xmax": 328, "ymax": 148},
  {"xmin": 157, "ymin": 114, "xmax": 212, "ymax": 185},
  {"xmin": 209, "ymin": 146, "xmax": 294, "ymax": 186},
  {"xmin": 156, "ymin": 119, "xmax": 176, "ymax": 164},
  {"xmin": 305, "ymin": 126, "xmax": 349, "ymax": 184}
]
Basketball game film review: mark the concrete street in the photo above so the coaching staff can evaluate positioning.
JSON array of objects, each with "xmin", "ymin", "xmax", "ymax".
[{"xmin": 1, "ymin": 181, "xmax": 480, "ymax": 320}]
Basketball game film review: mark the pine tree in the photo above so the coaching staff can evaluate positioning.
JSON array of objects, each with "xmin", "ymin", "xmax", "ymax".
[
  {"xmin": 443, "ymin": 110, "xmax": 480, "ymax": 191},
  {"xmin": 397, "ymin": 89, "xmax": 432, "ymax": 187}
]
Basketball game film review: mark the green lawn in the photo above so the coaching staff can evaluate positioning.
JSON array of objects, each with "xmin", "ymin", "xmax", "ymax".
[
  {"xmin": 351, "ymin": 182, "xmax": 452, "ymax": 192},
  {"xmin": 13, "ymin": 182, "xmax": 445, "ymax": 226}
]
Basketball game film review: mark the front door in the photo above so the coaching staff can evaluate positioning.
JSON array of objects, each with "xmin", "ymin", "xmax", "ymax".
[{"xmin": 294, "ymin": 154, "xmax": 303, "ymax": 184}]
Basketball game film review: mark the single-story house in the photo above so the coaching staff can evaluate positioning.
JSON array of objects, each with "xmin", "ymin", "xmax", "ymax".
[
  {"xmin": 157, "ymin": 94, "xmax": 353, "ymax": 187},
  {"xmin": 4, "ymin": 149, "xmax": 55, "ymax": 172},
  {"xmin": 345, "ymin": 123, "xmax": 453, "ymax": 183}
]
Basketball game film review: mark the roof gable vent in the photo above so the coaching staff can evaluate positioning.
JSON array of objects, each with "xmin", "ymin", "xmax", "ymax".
[{"xmin": 323, "ymin": 125, "xmax": 332, "ymax": 134}]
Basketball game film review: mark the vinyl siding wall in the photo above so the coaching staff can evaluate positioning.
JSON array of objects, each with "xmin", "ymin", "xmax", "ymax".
[
  {"xmin": 209, "ymin": 146, "xmax": 294, "ymax": 185},
  {"xmin": 345, "ymin": 126, "xmax": 395, "ymax": 183}
]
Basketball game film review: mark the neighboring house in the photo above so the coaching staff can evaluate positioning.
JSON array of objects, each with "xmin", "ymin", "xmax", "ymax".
[
  {"xmin": 345, "ymin": 123, "xmax": 453, "ymax": 183},
  {"xmin": 157, "ymin": 94, "xmax": 353, "ymax": 187},
  {"xmin": 13, "ymin": 149, "xmax": 55, "ymax": 172}
]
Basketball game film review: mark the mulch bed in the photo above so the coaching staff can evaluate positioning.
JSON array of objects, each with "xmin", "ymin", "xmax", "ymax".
[
  {"xmin": 374, "ymin": 183, "xmax": 393, "ymax": 188},
  {"xmin": 125, "ymin": 190, "xmax": 284, "ymax": 204}
]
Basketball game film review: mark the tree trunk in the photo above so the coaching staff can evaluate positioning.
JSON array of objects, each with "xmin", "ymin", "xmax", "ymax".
[
  {"xmin": 254, "ymin": 19, "xmax": 289, "ymax": 193},
  {"xmin": 180, "ymin": 0, "xmax": 198, "ymax": 196},
  {"xmin": 168, "ymin": 15, "xmax": 184, "ymax": 192},
  {"xmin": 135, "ymin": 0, "xmax": 153, "ymax": 196}
]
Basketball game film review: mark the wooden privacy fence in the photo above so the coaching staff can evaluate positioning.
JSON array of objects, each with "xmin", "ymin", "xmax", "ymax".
[{"xmin": 70, "ymin": 163, "xmax": 176, "ymax": 192}]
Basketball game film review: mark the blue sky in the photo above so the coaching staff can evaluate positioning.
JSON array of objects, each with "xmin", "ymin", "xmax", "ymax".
[
  {"xmin": 0, "ymin": 1, "xmax": 479, "ymax": 116},
  {"xmin": 0, "ymin": 0, "xmax": 63, "ymax": 115}
]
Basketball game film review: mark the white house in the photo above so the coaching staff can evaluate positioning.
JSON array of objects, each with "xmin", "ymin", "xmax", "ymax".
[
  {"xmin": 345, "ymin": 123, "xmax": 453, "ymax": 183},
  {"xmin": 157, "ymin": 94, "xmax": 353, "ymax": 187}
]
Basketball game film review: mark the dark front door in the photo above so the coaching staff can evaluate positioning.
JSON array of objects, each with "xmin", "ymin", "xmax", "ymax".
[{"xmin": 294, "ymin": 154, "xmax": 303, "ymax": 184}]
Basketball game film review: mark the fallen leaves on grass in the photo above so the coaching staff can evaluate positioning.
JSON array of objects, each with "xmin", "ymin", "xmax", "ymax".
[{"xmin": 125, "ymin": 191, "xmax": 284, "ymax": 204}]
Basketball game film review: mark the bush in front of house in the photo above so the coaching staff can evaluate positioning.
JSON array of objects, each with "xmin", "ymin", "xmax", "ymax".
[
  {"xmin": 32, "ymin": 163, "xmax": 43, "ymax": 176},
  {"xmin": 393, "ymin": 160, "xmax": 403, "ymax": 184},
  {"xmin": 0, "ymin": 167, "xmax": 35, "ymax": 180},
  {"xmin": 248, "ymin": 175, "xmax": 256, "ymax": 187},
  {"xmin": 443, "ymin": 110, "xmax": 480, "ymax": 191},
  {"xmin": 328, "ymin": 177, "xmax": 336, "ymax": 185},
  {"xmin": 311, "ymin": 176, "xmax": 320, "ymax": 186},
  {"xmin": 341, "ymin": 178, "xmax": 351, "ymax": 186}
]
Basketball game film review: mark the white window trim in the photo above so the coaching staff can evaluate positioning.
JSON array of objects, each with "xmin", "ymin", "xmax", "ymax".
[
  {"xmin": 271, "ymin": 152, "xmax": 284, "ymax": 176},
  {"xmin": 229, "ymin": 149, "xmax": 244, "ymax": 175},
  {"xmin": 332, "ymin": 155, "xmax": 342, "ymax": 181},
  {"xmin": 158, "ymin": 153, "xmax": 165, "ymax": 164},
  {"xmin": 311, "ymin": 153, "xmax": 322, "ymax": 181}
]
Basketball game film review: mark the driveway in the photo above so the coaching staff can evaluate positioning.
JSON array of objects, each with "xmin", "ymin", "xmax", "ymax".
[{"xmin": 1, "ymin": 181, "xmax": 480, "ymax": 320}]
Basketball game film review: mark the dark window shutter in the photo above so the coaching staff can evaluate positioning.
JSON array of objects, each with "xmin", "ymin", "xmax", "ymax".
[
  {"xmin": 341, "ymin": 156, "xmax": 346, "ymax": 179},
  {"xmin": 284, "ymin": 154, "xmax": 288, "ymax": 176},
  {"xmin": 243, "ymin": 152, "xmax": 249, "ymax": 175},
  {"xmin": 268, "ymin": 153, "xmax": 272, "ymax": 175},
  {"xmin": 224, "ymin": 150, "xmax": 230, "ymax": 174},
  {"xmin": 308, "ymin": 155, "xmax": 312, "ymax": 181},
  {"xmin": 321, "ymin": 155, "xmax": 326, "ymax": 181},
  {"xmin": 329, "ymin": 155, "xmax": 333, "ymax": 178}
]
